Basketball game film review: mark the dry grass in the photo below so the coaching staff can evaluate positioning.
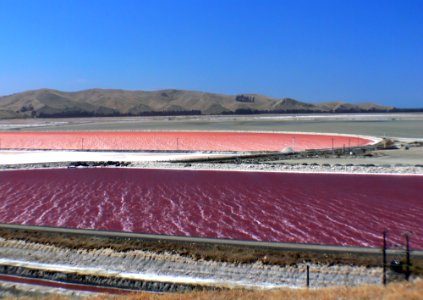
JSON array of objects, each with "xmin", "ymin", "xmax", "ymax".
[
  {"xmin": 5, "ymin": 280, "xmax": 423, "ymax": 300},
  {"xmin": 98, "ymin": 280, "xmax": 423, "ymax": 300}
]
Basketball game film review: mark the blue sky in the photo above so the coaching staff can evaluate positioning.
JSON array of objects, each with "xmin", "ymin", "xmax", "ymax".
[{"xmin": 0, "ymin": 0, "xmax": 422, "ymax": 107}]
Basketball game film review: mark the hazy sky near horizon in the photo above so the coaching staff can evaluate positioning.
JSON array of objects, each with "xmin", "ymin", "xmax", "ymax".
[{"xmin": 0, "ymin": 0, "xmax": 422, "ymax": 107}]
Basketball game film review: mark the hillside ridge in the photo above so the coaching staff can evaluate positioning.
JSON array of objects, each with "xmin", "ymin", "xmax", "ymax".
[{"xmin": 0, "ymin": 88, "xmax": 397, "ymax": 119}]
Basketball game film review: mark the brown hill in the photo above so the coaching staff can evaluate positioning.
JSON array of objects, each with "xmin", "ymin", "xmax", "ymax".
[
  {"xmin": 317, "ymin": 101, "xmax": 394, "ymax": 113},
  {"xmin": 0, "ymin": 88, "xmax": 395, "ymax": 119}
]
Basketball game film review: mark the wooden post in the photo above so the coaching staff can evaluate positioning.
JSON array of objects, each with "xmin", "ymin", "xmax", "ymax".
[
  {"xmin": 405, "ymin": 233, "xmax": 411, "ymax": 281},
  {"xmin": 383, "ymin": 230, "xmax": 387, "ymax": 285},
  {"xmin": 306, "ymin": 265, "xmax": 310, "ymax": 288}
]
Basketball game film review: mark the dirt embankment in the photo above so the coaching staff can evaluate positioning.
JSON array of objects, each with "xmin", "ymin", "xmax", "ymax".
[
  {"xmin": 0, "ymin": 228, "xmax": 421, "ymax": 292},
  {"xmin": 0, "ymin": 228, "xmax": 389, "ymax": 267},
  {"xmin": 0, "ymin": 235, "xmax": 382, "ymax": 292}
]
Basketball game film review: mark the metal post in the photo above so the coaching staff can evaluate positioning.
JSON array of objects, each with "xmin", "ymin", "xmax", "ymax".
[
  {"xmin": 331, "ymin": 138, "xmax": 334, "ymax": 150},
  {"xmin": 383, "ymin": 230, "xmax": 387, "ymax": 285},
  {"xmin": 176, "ymin": 138, "xmax": 179, "ymax": 151},
  {"xmin": 81, "ymin": 138, "xmax": 84, "ymax": 150},
  {"xmin": 306, "ymin": 265, "xmax": 310, "ymax": 288},
  {"xmin": 405, "ymin": 233, "xmax": 411, "ymax": 281}
]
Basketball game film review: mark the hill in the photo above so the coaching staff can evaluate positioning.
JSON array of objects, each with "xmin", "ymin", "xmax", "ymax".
[{"xmin": 0, "ymin": 88, "xmax": 396, "ymax": 119}]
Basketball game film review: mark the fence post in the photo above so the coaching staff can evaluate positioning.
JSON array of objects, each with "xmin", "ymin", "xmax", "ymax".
[
  {"xmin": 405, "ymin": 233, "xmax": 411, "ymax": 281},
  {"xmin": 306, "ymin": 265, "xmax": 310, "ymax": 288},
  {"xmin": 383, "ymin": 230, "xmax": 387, "ymax": 285}
]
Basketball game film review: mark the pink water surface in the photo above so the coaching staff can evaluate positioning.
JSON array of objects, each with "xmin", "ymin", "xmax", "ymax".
[
  {"xmin": 0, "ymin": 131, "xmax": 372, "ymax": 152},
  {"xmin": 0, "ymin": 168, "xmax": 421, "ymax": 248}
]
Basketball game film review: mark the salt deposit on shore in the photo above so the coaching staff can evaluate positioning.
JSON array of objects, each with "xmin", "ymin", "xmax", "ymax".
[
  {"xmin": 1, "ymin": 150, "xmax": 423, "ymax": 175},
  {"xmin": 0, "ymin": 150, "xmax": 232, "ymax": 165},
  {"xmin": 129, "ymin": 161, "xmax": 423, "ymax": 175}
]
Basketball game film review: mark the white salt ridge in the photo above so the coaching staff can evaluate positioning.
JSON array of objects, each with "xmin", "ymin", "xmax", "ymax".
[{"xmin": 0, "ymin": 150, "xmax": 231, "ymax": 165}]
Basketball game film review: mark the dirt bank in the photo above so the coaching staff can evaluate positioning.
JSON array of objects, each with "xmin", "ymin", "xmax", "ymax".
[{"xmin": 0, "ymin": 232, "xmax": 385, "ymax": 292}]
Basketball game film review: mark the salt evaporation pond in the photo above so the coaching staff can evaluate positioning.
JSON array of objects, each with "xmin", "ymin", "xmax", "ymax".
[
  {"xmin": 0, "ymin": 168, "xmax": 421, "ymax": 248},
  {"xmin": 0, "ymin": 131, "xmax": 372, "ymax": 152}
]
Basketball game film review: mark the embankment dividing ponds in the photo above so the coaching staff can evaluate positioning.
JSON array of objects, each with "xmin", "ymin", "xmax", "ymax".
[
  {"xmin": 1, "ymin": 223, "xmax": 423, "ymax": 292},
  {"xmin": 0, "ymin": 227, "xmax": 391, "ymax": 291}
]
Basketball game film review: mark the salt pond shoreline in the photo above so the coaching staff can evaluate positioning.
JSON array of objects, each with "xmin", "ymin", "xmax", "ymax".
[{"xmin": 2, "ymin": 159, "xmax": 422, "ymax": 175}]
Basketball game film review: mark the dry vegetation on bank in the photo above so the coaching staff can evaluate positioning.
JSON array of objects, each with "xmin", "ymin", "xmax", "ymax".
[
  {"xmin": 100, "ymin": 280, "xmax": 423, "ymax": 300},
  {"xmin": 4, "ymin": 280, "xmax": 422, "ymax": 300}
]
